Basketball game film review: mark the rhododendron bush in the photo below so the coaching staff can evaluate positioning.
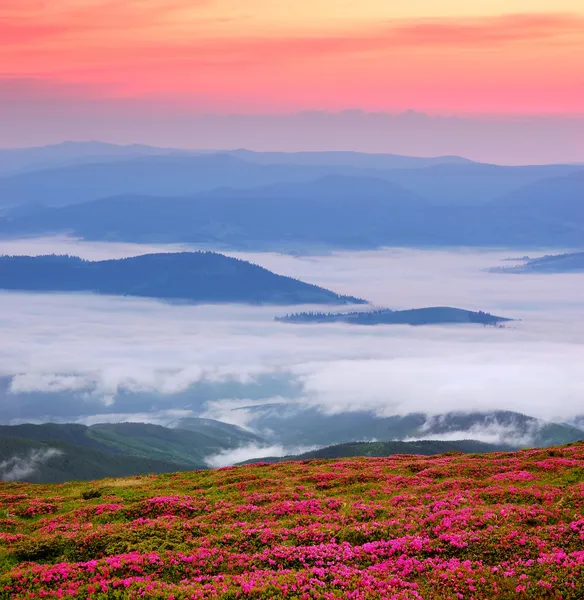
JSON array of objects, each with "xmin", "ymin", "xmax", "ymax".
[{"xmin": 0, "ymin": 444, "xmax": 583, "ymax": 599}]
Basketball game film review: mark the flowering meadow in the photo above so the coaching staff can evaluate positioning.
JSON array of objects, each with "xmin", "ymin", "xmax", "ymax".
[{"xmin": 0, "ymin": 443, "xmax": 583, "ymax": 599}]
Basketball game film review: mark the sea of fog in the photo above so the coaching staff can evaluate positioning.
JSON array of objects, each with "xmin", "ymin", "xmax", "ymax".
[{"xmin": 1, "ymin": 236, "xmax": 583, "ymax": 455}]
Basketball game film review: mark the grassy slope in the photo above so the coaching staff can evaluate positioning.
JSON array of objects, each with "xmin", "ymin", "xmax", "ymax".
[
  {"xmin": 0, "ymin": 443, "xmax": 582, "ymax": 599},
  {"xmin": 88, "ymin": 423, "xmax": 257, "ymax": 467},
  {"xmin": 0, "ymin": 436, "xmax": 191, "ymax": 483},
  {"xmin": 0, "ymin": 421, "xmax": 264, "ymax": 471}
]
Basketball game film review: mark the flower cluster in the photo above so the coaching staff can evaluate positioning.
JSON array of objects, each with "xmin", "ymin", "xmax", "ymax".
[{"xmin": 0, "ymin": 443, "xmax": 583, "ymax": 598}]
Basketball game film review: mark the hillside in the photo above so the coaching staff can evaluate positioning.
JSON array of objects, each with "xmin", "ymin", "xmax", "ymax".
[
  {"xmin": 0, "ymin": 252, "xmax": 366, "ymax": 305},
  {"xmin": 0, "ymin": 175, "xmax": 426, "ymax": 248},
  {"xmin": 493, "ymin": 251, "xmax": 584, "ymax": 274},
  {"xmin": 3, "ymin": 187, "xmax": 581, "ymax": 250},
  {"xmin": 227, "ymin": 149, "xmax": 473, "ymax": 170},
  {"xmin": 174, "ymin": 417, "xmax": 264, "ymax": 444},
  {"xmin": 0, "ymin": 436, "xmax": 190, "ymax": 483},
  {"xmin": 0, "ymin": 142, "xmax": 179, "ymax": 176},
  {"xmin": 490, "ymin": 169, "xmax": 584, "ymax": 222},
  {"xmin": 228, "ymin": 149, "xmax": 474, "ymax": 169},
  {"xmin": 0, "ymin": 444, "xmax": 583, "ymax": 599},
  {"xmin": 359, "ymin": 162, "xmax": 581, "ymax": 206},
  {"xmin": 0, "ymin": 174, "xmax": 427, "ymax": 249},
  {"xmin": 0, "ymin": 419, "xmax": 265, "ymax": 475},
  {"xmin": 276, "ymin": 307, "xmax": 512, "ymax": 326},
  {"xmin": 0, "ymin": 154, "xmax": 420, "ymax": 208},
  {"xmin": 0, "ymin": 154, "xmax": 581, "ymax": 249},
  {"xmin": 237, "ymin": 439, "xmax": 509, "ymax": 464}
]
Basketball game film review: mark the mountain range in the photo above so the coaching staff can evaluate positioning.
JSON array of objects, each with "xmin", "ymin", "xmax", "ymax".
[
  {"xmin": 0, "ymin": 420, "xmax": 262, "ymax": 468},
  {"xmin": 0, "ymin": 436, "xmax": 189, "ymax": 484},
  {"xmin": 0, "ymin": 144, "xmax": 580, "ymax": 207},
  {"xmin": 0, "ymin": 142, "xmax": 180, "ymax": 176},
  {"xmin": 0, "ymin": 154, "xmax": 424, "ymax": 208},
  {"xmin": 1, "ymin": 409, "xmax": 582, "ymax": 483},
  {"xmin": 0, "ymin": 142, "xmax": 473, "ymax": 177},
  {"xmin": 0, "ymin": 252, "xmax": 366, "ymax": 305},
  {"xmin": 0, "ymin": 171, "xmax": 581, "ymax": 248},
  {"xmin": 0, "ymin": 145, "xmax": 582, "ymax": 249},
  {"xmin": 0, "ymin": 418, "xmax": 265, "ymax": 482},
  {"xmin": 219, "ymin": 406, "xmax": 584, "ymax": 449}
]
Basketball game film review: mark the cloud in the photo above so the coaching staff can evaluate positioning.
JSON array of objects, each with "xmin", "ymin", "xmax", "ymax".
[
  {"xmin": 0, "ymin": 0, "xmax": 216, "ymax": 43},
  {"xmin": 0, "ymin": 448, "xmax": 62, "ymax": 481},
  {"xmin": 200, "ymin": 397, "xmax": 295, "ymax": 430},
  {"xmin": 385, "ymin": 13, "xmax": 584, "ymax": 47},
  {"xmin": 192, "ymin": 13, "xmax": 584, "ymax": 66},
  {"xmin": 204, "ymin": 443, "xmax": 319, "ymax": 468},
  {"xmin": 1, "ymin": 238, "xmax": 584, "ymax": 427},
  {"xmin": 73, "ymin": 409, "xmax": 195, "ymax": 427},
  {"xmin": 5, "ymin": 8, "xmax": 583, "ymax": 52},
  {"xmin": 293, "ymin": 351, "xmax": 584, "ymax": 421},
  {"xmin": 10, "ymin": 373, "xmax": 92, "ymax": 394},
  {"xmin": 406, "ymin": 418, "xmax": 543, "ymax": 447}
]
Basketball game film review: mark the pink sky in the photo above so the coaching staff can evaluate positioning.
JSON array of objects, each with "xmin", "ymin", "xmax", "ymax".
[
  {"xmin": 2, "ymin": 1, "xmax": 584, "ymax": 114},
  {"xmin": 1, "ymin": 1, "xmax": 583, "ymax": 160}
]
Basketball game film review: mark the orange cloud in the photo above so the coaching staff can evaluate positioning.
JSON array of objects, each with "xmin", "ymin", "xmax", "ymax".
[{"xmin": 0, "ymin": 0, "xmax": 215, "ymax": 46}]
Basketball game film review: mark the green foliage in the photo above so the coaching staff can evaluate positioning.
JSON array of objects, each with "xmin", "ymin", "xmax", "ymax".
[
  {"xmin": 80, "ymin": 489, "xmax": 103, "ymax": 500},
  {"xmin": 0, "ymin": 551, "xmax": 16, "ymax": 575}
]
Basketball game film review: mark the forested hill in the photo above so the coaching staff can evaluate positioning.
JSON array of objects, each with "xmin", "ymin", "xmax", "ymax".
[
  {"xmin": 276, "ymin": 306, "xmax": 511, "ymax": 326},
  {"xmin": 0, "ymin": 252, "xmax": 367, "ymax": 305},
  {"xmin": 493, "ymin": 252, "xmax": 584, "ymax": 274},
  {"xmin": 237, "ymin": 439, "xmax": 510, "ymax": 465}
]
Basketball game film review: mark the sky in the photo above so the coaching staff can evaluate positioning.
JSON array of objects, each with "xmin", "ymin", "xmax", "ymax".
[
  {"xmin": 1, "ymin": 237, "xmax": 584, "ymax": 449},
  {"xmin": 1, "ymin": 1, "xmax": 584, "ymax": 157},
  {"xmin": 2, "ymin": 0, "xmax": 584, "ymax": 114}
]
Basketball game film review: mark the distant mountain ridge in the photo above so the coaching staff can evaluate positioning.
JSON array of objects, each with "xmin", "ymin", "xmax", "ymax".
[
  {"xmin": 0, "ymin": 153, "xmax": 437, "ymax": 208},
  {"xmin": 226, "ymin": 148, "xmax": 474, "ymax": 170},
  {"xmin": 0, "ymin": 145, "xmax": 582, "ymax": 250},
  {"xmin": 490, "ymin": 170, "xmax": 584, "ymax": 220},
  {"xmin": 0, "ymin": 141, "xmax": 181, "ymax": 176},
  {"xmin": 0, "ymin": 149, "xmax": 580, "ymax": 210},
  {"xmin": 221, "ymin": 406, "xmax": 584, "ymax": 449},
  {"xmin": 0, "ymin": 252, "xmax": 366, "ymax": 305},
  {"xmin": 0, "ymin": 142, "xmax": 474, "ymax": 177}
]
